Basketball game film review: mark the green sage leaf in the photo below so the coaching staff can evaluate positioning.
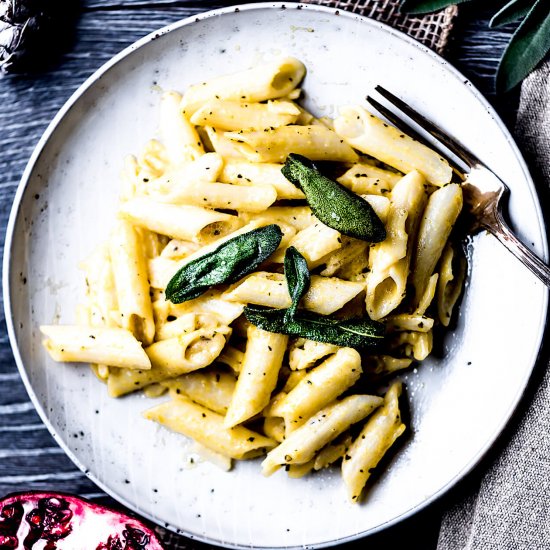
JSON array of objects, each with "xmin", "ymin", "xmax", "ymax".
[
  {"xmin": 281, "ymin": 154, "xmax": 386, "ymax": 243},
  {"xmin": 490, "ymin": 0, "xmax": 536, "ymax": 28},
  {"xmin": 400, "ymin": 0, "xmax": 473, "ymax": 15},
  {"xmin": 244, "ymin": 305, "xmax": 385, "ymax": 349},
  {"xmin": 165, "ymin": 224, "xmax": 283, "ymax": 304},
  {"xmin": 283, "ymin": 246, "xmax": 311, "ymax": 323},
  {"xmin": 496, "ymin": 0, "xmax": 550, "ymax": 92}
]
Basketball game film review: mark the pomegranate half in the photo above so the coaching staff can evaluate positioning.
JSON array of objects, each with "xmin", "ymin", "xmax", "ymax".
[{"xmin": 0, "ymin": 491, "xmax": 164, "ymax": 549}]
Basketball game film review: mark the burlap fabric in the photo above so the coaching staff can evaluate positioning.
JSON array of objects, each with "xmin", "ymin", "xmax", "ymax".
[
  {"xmin": 436, "ymin": 60, "xmax": 550, "ymax": 550},
  {"xmin": 302, "ymin": 0, "xmax": 457, "ymax": 54}
]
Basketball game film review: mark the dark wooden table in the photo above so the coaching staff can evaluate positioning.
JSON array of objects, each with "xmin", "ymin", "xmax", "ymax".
[{"xmin": 0, "ymin": 2, "xmax": 520, "ymax": 547}]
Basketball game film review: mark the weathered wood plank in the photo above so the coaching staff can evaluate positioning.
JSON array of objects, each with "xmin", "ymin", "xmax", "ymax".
[
  {"xmin": 447, "ymin": 7, "xmax": 519, "ymax": 128},
  {"xmin": 0, "ymin": 473, "xmax": 102, "ymax": 494},
  {"xmin": 84, "ymin": 0, "xmax": 219, "ymax": 7}
]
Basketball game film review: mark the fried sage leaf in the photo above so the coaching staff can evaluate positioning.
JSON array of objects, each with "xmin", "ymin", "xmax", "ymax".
[
  {"xmin": 283, "ymin": 246, "xmax": 311, "ymax": 323},
  {"xmin": 281, "ymin": 154, "xmax": 386, "ymax": 242},
  {"xmin": 166, "ymin": 224, "xmax": 283, "ymax": 303},
  {"xmin": 244, "ymin": 305, "xmax": 385, "ymax": 349}
]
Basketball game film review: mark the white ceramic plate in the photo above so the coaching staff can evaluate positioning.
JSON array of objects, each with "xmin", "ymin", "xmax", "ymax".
[{"xmin": 4, "ymin": 3, "xmax": 548, "ymax": 548}]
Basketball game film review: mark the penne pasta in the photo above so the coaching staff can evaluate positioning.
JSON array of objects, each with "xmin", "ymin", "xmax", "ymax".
[
  {"xmin": 163, "ymin": 369, "xmax": 237, "ymax": 415},
  {"xmin": 160, "ymin": 239, "xmax": 200, "ymax": 260},
  {"xmin": 107, "ymin": 329, "xmax": 226, "ymax": 397},
  {"xmin": 314, "ymin": 435, "xmax": 353, "ymax": 470},
  {"xmin": 147, "ymin": 153, "xmax": 223, "ymax": 197},
  {"xmin": 163, "ymin": 181, "xmax": 277, "ymax": 212},
  {"xmin": 144, "ymin": 396, "xmax": 276, "ymax": 459},
  {"xmin": 334, "ymin": 106, "xmax": 452, "ymax": 186},
  {"xmin": 242, "ymin": 206, "xmax": 314, "ymax": 232},
  {"xmin": 143, "ymin": 383, "xmax": 167, "ymax": 399},
  {"xmin": 191, "ymin": 99, "xmax": 300, "ymax": 131},
  {"xmin": 154, "ymin": 290, "xmax": 244, "ymax": 327},
  {"xmin": 287, "ymin": 461, "xmax": 315, "ymax": 479},
  {"xmin": 319, "ymin": 237, "xmax": 369, "ymax": 278},
  {"xmin": 288, "ymin": 338, "xmax": 339, "ymax": 371},
  {"xmin": 271, "ymin": 221, "xmax": 342, "ymax": 267},
  {"xmin": 276, "ymin": 348, "xmax": 362, "ymax": 431},
  {"xmin": 224, "ymin": 325, "xmax": 288, "ymax": 428},
  {"xmin": 223, "ymin": 272, "xmax": 364, "ymax": 316},
  {"xmin": 153, "ymin": 179, "xmax": 278, "ymax": 213},
  {"xmin": 359, "ymin": 195, "xmax": 392, "ymax": 225},
  {"xmin": 226, "ymin": 125, "xmax": 358, "ymax": 163},
  {"xmin": 109, "ymin": 220, "xmax": 155, "ymax": 345},
  {"xmin": 135, "ymin": 139, "xmax": 169, "ymax": 183},
  {"xmin": 202, "ymin": 126, "xmax": 248, "ymax": 159},
  {"xmin": 79, "ymin": 244, "xmax": 119, "ymax": 381},
  {"xmin": 411, "ymin": 183, "xmax": 463, "ymax": 307},
  {"xmin": 261, "ymin": 395, "xmax": 383, "ymax": 475},
  {"xmin": 387, "ymin": 330, "xmax": 433, "ymax": 361},
  {"xmin": 216, "ymin": 346, "xmax": 244, "ymax": 374},
  {"xmin": 282, "ymin": 369, "xmax": 308, "ymax": 393},
  {"xmin": 221, "ymin": 159, "xmax": 305, "ymax": 200},
  {"xmin": 366, "ymin": 171, "xmax": 428, "ymax": 320},
  {"xmin": 362, "ymin": 355, "xmax": 413, "ymax": 376},
  {"xmin": 263, "ymin": 417, "xmax": 286, "ymax": 444},
  {"xmin": 160, "ymin": 91, "xmax": 204, "ymax": 165},
  {"xmin": 437, "ymin": 242, "xmax": 467, "ymax": 326},
  {"xmin": 119, "ymin": 197, "xmax": 241, "ymax": 243},
  {"xmin": 41, "ymin": 325, "xmax": 151, "ymax": 370},
  {"xmin": 180, "ymin": 57, "xmax": 306, "ymax": 116},
  {"xmin": 385, "ymin": 313, "xmax": 434, "ymax": 333},
  {"xmin": 415, "ymin": 273, "xmax": 439, "ymax": 316},
  {"xmin": 337, "ymin": 163, "xmax": 401, "ymax": 194},
  {"xmin": 342, "ymin": 382, "xmax": 406, "ymax": 502}
]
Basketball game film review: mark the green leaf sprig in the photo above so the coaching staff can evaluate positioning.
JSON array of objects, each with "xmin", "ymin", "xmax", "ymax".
[
  {"xmin": 165, "ymin": 224, "xmax": 283, "ymax": 303},
  {"xmin": 400, "ymin": 0, "xmax": 550, "ymax": 92},
  {"xmin": 496, "ymin": 0, "xmax": 550, "ymax": 92},
  {"xmin": 281, "ymin": 154, "xmax": 386, "ymax": 243},
  {"xmin": 244, "ymin": 247, "xmax": 385, "ymax": 349},
  {"xmin": 244, "ymin": 306, "xmax": 386, "ymax": 349},
  {"xmin": 491, "ymin": 0, "xmax": 534, "ymax": 27},
  {"xmin": 283, "ymin": 246, "xmax": 311, "ymax": 323}
]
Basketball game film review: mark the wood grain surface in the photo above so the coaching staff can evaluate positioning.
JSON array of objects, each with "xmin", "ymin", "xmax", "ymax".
[{"xmin": 0, "ymin": 2, "xmax": 519, "ymax": 547}]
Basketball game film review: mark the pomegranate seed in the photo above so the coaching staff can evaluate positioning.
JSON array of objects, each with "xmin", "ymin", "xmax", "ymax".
[
  {"xmin": 27, "ymin": 510, "xmax": 43, "ymax": 526},
  {"xmin": 0, "ymin": 505, "xmax": 21, "ymax": 520}
]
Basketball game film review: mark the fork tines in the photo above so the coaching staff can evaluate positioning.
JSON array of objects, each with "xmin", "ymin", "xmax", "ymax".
[{"xmin": 366, "ymin": 85, "xmax": 482, "ymax": 178}]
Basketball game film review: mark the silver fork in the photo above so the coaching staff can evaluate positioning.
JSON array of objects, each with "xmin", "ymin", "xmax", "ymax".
[{"xmin": 366, "ymin": 86, "xmax": 550, "ymax": 288}]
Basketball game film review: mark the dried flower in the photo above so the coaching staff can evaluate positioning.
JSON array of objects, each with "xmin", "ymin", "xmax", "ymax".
[{"xmin": 0, "ymin": 0, "xmax": 81, "ymax": 74}]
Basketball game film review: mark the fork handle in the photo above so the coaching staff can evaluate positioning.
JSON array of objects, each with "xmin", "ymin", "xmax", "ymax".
[{"xmin": 489, "ymin": 210, "xmax": 550, "ymax": 288}]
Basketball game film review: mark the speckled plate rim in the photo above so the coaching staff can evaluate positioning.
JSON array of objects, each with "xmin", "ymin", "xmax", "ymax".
[{"xmin": 3, "ymin": 3, "xmax": 548, "ymax": 548}]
